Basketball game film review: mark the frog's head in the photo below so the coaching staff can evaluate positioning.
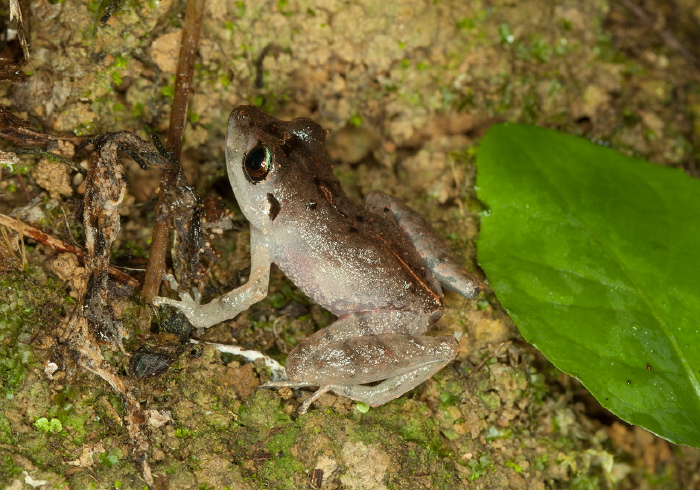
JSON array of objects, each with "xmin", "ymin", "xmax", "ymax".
[{"xmin": 226, "ymin": 105, "xmax": 335, "ymax": 230}]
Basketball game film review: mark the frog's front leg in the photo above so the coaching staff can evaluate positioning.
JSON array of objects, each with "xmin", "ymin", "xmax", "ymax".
[
  {"xmin": 365, "ymin": 191, "xmax": 482, "ymax": 299},
  {"xmin": 269, "ymin": 311, "xmax": 458, "ymax": 411},
  {"xmin": 153, "ymin": 229, "xmax": 273, "ymax": 329}
]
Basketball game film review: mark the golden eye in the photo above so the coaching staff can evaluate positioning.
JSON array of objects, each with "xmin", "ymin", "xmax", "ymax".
[{"xmin": 243, "ymin": 144, "xmax": 271, "ymax": 183}]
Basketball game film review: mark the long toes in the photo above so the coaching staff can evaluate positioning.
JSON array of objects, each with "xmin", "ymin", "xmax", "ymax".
[
  {"xmin": 151, "ymin": 296, "xmax": 172, "ymax": 306},
  {"xmin": 161, "ymin": 273, "xmax": 180, "ymax": 289}
]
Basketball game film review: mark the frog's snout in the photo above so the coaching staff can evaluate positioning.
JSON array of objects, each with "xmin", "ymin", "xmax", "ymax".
[{"xmin": 230, "ymin": 105, "xmax": 267, "ymax": 125}]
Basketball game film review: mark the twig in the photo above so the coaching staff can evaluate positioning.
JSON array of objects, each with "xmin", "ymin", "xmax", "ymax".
[
  {"xmin": 0, "ymin": 105, "xmax": 85, "ymax": 147},
  {"xmin": 618, "ymin": 0, "xmax": 700, "ymax": 69},
  {"xmin": 141, "ymin": 0, "xmax": 206, "ymax": 304},
  {"xmin": 469, "ymin": 342, "xmax": 507, "ymax": 375},
  {"xmin": 61, "ymin": 131, "xmax": 172, "ymax": 488},
  {"xmin": 13, "ymin": 148, "xmax": 87, "ymax": 175},
  {"xmin": 9, "ymin": 0, "xmax": 30, "ymax": 61},
  {"xmin": 0, "ymin": 212, "xmax": 139, "ymax": 288},
  {"xmin": 0, "ymin": 62, "xmax": 29, "ymax": 83}
]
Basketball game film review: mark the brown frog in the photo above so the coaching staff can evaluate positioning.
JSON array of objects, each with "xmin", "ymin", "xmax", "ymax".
[{"xmin": 154, "ymin": 105, "xmax": 481, "ymax": 412}]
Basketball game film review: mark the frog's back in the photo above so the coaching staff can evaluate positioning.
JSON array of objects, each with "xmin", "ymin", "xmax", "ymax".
[{"xmin": 272, "ymin": 190, "xmax": 444, "ymax": 317}]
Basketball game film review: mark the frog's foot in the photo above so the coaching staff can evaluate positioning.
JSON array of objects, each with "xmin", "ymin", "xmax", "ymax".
[
  {"xmin": 263, "ymin": 363, "xmax": 449, "ymax": 413},
  {"xmin": 329, "ymin": 363, "xmax": 449, "ymax": 407},
  {"xmin": 152, "ymin": 274, "xmax": 208, "ymax": 327},
  {"xmin": 153, "ymin": 274, "xmax": 201, "ymax": 305},
  {"xmin": 199, "ymin": 341, "xmax": 288, "ymax": 382},
  {"xmin": 299, "ymin": 386, "xmax": 332, "ymax": 414},
  {"xmin": 260, "ymin": 380, "xmax": 317, "ymax": 390},
  {"xmin": 260, "ymin": 380, "xmax": 333, "ymax": 414},
  {"xmin": 152, "ymin": 293, "xmax": 199, "ymax": 316},
  {"xmin": 161, "ymin": 273, "xmax": 181, "ymax": 292},
  {"xmin": 286, "ymin": 362, "xmax": 452, "ymax": 413}
]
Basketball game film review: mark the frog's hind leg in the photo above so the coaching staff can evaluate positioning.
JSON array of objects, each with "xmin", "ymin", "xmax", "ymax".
[
  {"xmin": 264, "ymin": 311, "xmax": 458, "ymax": 412},
  {"xmin": 329, "ymin": 356, "xmax": 455, "ymax": 408},
  {"xmin": 287, "ymin": 348, "xmax": 454, "ymax": 415},
  {"xmin": 292, "ymin": 335, "xmax": 457, "ymax": 413},
  {"xmin": 287, "ymin": 332, "xmax": 458, "ymax": 411},
  {"xmin": 365, "ymin": 191, "xmax": 481, "ymax": 298},
  {"xmin": 264, "ymin": 345, "xmax": 456, "ymax": 413},
  {"xmin": 266, "ymin": 334, "xmax": 458, "ymax": 414}
]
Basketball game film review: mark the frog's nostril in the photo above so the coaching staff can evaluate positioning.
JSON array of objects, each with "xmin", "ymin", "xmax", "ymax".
[{"xmin": 232, "ymin": 106, "xmax": 251, "ymax": 121}]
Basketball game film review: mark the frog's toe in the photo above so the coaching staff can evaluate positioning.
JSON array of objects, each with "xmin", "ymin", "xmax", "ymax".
[
  {"xmin": 260, "ymin": 381, "xmax": 335, "ymax": 414},
  {"xmin": 159, "ymin": 274, "xmax": 201, "ymax": 303},
  {"xmin": 152, "ymin": 295, "xmax": 176, "ymax": 307},
  {"xmin": 161, "ymin": 273, "xmax": 180, "ymax": 290},
  {"xmin": 298, "ymin": 385, "xmax": 332, "ymax": 414},
  {"xmin": 153, "ymin": 291, "xmax": 197, "ymax": 307},
  {"xmin": 151, "ymin": 296, "xmax": 199, "ymax": 322}
]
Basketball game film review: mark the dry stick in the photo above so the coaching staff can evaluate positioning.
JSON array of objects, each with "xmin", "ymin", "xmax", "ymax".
[
  {"xmin": 141, "ymin": 0, "xmax": 206, "ymax": 304},
  {"xmin": 0, "ymin": 212, "xmax": 139, "ymax": 288},
  {"xmin": 0, "ymin": 105, "xmax": 85, "ymax": 147},
  {"xmin": 618, "ymin": 0, "xmax": 700, "ymax": 69},
  {"xmin": 468, "ymin": 342, "xmax": 507, "ymax": 376}
]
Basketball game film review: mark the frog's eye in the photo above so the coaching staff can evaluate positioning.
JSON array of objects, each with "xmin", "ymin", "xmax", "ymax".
[{"xmin": 243, "ymin": 144, "xmax": 272, "ymax": 183}]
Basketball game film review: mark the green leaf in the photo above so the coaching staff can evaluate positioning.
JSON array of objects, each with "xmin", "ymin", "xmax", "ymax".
[{"xmin": 476, "ymin": 123, "xmax": 700, "ymax": 447}]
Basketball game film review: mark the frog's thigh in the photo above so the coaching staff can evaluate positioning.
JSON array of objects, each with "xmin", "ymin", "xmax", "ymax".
[
  {"xmin": 365, "ymin": 191, "xmax": 480, "ymax": 298},
  {"xmin": 285, "ymin": 310, "xmax": 433, "ymax": 383},
  {"xmin": 286, "ymin": 331, "xmax": 458, "ymax": 387}
]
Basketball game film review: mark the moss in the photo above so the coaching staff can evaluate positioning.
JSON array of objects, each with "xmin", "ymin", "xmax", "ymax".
[
  {"xmin": 466, "ymin": 455, "xmax": 494, "ymax": 481},
  {"xmin": 262, "ymin": 279, "xmax": 310, "ymax": 310},
  {"xmin": 0, "ymin": 454, "xmax": 23, "ymax": 483},
  {"xmin": 0, "ymin": 268, "xmax": 71, "ymax": 399},
  {"xmin": 0, "ymin": 412, "xmax": 14, "ymax": 445},
  {"xmin": 48, "ymin": 385, "xmax": 96, "ymax": 446},
  {"xmin": 352, "ymin": 400, "xmax": 448, "ymax": 456},
  {"xmin": 17, "ymin": 432, "xmax": 58, "ymax": 468},
  {"xmin": 259, "ymin": 451, "xmax": 305, "ymax": 490},
  {"xmin": 237, "ymin": 390, "xmax": 291, "ymax": 432},
  {"xmin": 265, "ymin": 426, "xmax": 298, "ymax": 455},
  {"xmin": 97, "ymin": 447, "xmax": 123, "ymax": 468}
]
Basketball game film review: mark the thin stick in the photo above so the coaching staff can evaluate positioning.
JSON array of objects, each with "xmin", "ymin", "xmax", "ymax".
[
  {"xmin": 470, "ymin": 342, "xmax": 507, "ymax": 374},
  {"xmin": 0, "ymin": 212, "xmax": 139, "ymax": 288},
  {"xmin": 141, "ymin": 0, "xmax": 206, "ymax": 304},
  {"xmin": 617, "ymin": 0, "xmax": 699, "ymax": 69}
]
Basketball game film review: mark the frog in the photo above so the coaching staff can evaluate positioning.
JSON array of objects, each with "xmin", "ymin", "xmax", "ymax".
[{"xmin": 154, "ymin": 105, "xmax": 481, "ymax": 413}]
